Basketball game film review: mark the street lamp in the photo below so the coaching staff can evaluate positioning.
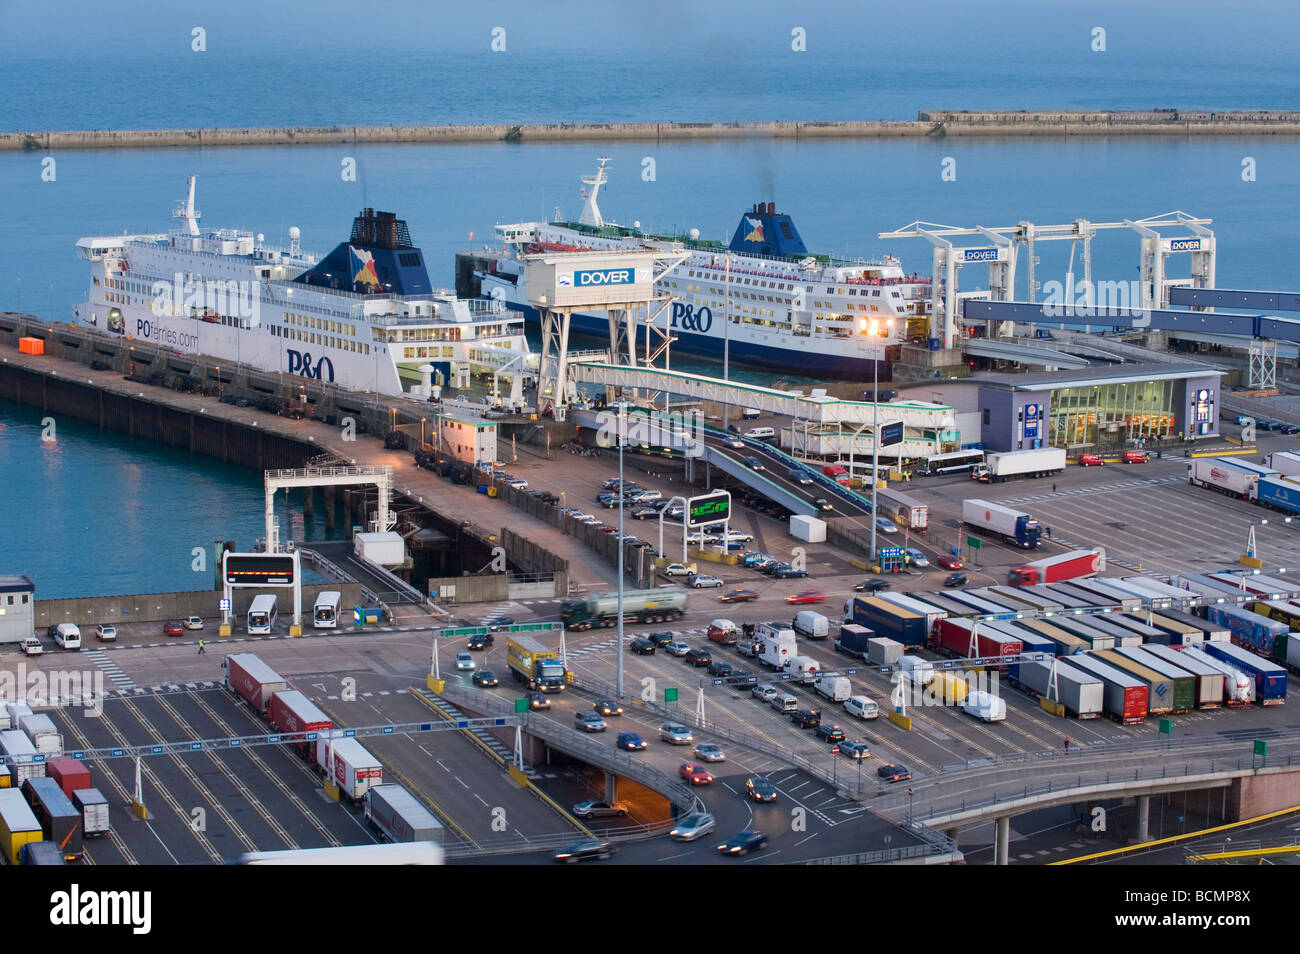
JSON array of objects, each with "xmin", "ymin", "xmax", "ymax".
[
  {"xmin": 420, "ymin": 417, "xmax": 426, "ymax": 448},
  {"xmin": 616, "ymin": 400, "xmax": 629, "ymax": 698},
  {"xmin": 867, "ymin": 320, "xmax": 893, "ymax": 569}
]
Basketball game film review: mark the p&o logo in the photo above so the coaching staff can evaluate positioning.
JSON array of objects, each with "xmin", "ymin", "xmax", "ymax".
[
  {"xmin": 287, "ymin": 349, "xmax": 335, "ymax": 382},
  {"xmin": 670, "ymin": 302, "xmax": 714, "ymax": 334}
]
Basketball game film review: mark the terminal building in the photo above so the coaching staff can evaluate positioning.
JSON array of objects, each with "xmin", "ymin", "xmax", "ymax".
[
  {"xmin": 0, "ymin": 575, "xmax": 35, "ymax": 645},
  {"xmin": 906, "ymin": 363, "xmax": 1223, "ymax": 453}
]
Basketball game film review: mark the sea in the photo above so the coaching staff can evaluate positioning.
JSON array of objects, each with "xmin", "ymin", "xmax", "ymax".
[{"xmin": 1, "ymin": 0, "xmax": 1298, "ymax": 596}]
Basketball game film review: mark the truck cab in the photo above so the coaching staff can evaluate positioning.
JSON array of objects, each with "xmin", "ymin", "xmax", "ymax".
[{"xmin": 1007, "ymin": 565, "xmax": 1039, "ymax": 586}]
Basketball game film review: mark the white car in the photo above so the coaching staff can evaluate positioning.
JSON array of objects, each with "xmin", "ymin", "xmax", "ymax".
[
  {"xmin": 751, "ymin": 685, "xmax": 779, "ymax": 703},
  {"xmin": 455, "ymin": 652, "xmax": 476, "ymax": 671},
  {"xmin": 505, "ymin": 477, "xmax": 528, "ymax": 490},
  {"xmin": 693, "ymin": 743, "xmax": 726, "ymax": 763},
  {"xmin": 20, "ymin": 635, "xmax": 43, "ymax": 656},
  {"xmin": 183, "ymin": 616, "xmax": 204, "ymax": 630},
  {"xmin": 718, "ymin": 530, "xmax": 754, "ymax": 544},
  {"xmin": 690, "ymin": 575, "xmax": 724, "ymax": 588},
  {"xmin": 875, "ymin": 517, "xmax": 899, "ymax": 535},
  {"xmin": 669, "ymin": 812, "xmax": 717, "ymax": 842},
  {"xmin": 659, "ymin": 722, "xmax": 694, "ymax": 745},
  {"xmin": 663, "ymin": 641, "xmax": 690, "ymax": 656},
  {"xmin": 95, "ymin": 624, "xmax": 117, "ymax": 642},
  {"xmin": 905, "ymin": 548, "xmax": 930, "ymax": 568},
  {"xmin": 662, "ymin": 563, "xmax": 695, "ymax": 578}
]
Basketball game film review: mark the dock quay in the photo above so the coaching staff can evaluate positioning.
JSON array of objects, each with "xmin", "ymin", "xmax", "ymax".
[{"xmin": 7, "ymin": 110, "xmax": 1300, "ymax": 153}]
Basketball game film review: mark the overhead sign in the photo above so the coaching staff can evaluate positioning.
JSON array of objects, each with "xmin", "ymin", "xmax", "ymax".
[
  {"xmin": 559, "ymin": 266, "xmax": 652, "ymax": 288},
  {"xmin": 1167, "ymin": 238, "xmax": 1203, "ymax": 253},
  {"xmin": 688, "ymin": 491, "xmax": 731, "ymax": 528},
  {"xmin": 223, "ymin": 553, "xmax": 296, "ymax": 586},
  {"xmin": 880, "ymin": 420, "xmax": 905, "ymax": 447},
  {"xmin": 956, "ymin": 247, "xmax": 1006, "ymax": 264}
]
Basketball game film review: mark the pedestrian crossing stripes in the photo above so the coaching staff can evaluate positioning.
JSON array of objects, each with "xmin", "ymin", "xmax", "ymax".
[
  {"xmin": 566, "ymin": 627, "xmax": 709, "ymax": 657},
  {"xmin": 81, "ymin": 649, "xmax": 139, "ymax": 691},
  {"xmin": 419, "ymin": 691, "xmax": 540, "ymax": 779},
  {"xmin": 999, "ymin": 475, "xmax": 1184, "ymax": 505}
]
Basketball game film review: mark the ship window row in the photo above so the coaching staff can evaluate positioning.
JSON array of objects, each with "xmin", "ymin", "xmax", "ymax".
[
  {"xmin": 403, "ymin": 346, "xmax": 457, "ymax": 359},
  {"xmin": 272, "ymin": 325, "xmax": 370, "ymax": 354},
  {"xmin": 285, "ymin": 312, "xmax": 356, "ymax": 336}
]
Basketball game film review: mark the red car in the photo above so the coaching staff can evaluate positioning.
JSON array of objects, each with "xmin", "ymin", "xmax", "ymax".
[
  {"xmin": 679, "ymin": 762, "xmax": 714, "ymax": 785},
  {"xmin": 785, "ymin": 590, "xmax": 825, "ymax": 605},
  {"xmin": 163, "ymin": 621, "xmax": 185, "ymax": 637},
  {"xmin": 935, "ymin": 556, "xmax": 964, "ymax": 571},
  {"xmin": 720, "ymin": 589, "xmax": 759, "ymax": 603},
  {"xmin": 1078, "ymin": 453, "xmax": 1105, "ymax": 467},
  {"xmin": 1122, "ymin": 450, "xmax": 1150, "ymax": 464}
]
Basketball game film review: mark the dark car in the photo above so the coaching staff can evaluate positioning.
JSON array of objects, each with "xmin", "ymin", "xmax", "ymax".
[
  {"xmin": 526, "ymin": 691, "xmax": 551, "ymax": 711},
  {"xmin": 791, "ymin": 709, "xmax": 821, "ymax": 729},
  {"xmin": 720, "ymin": 589, "xmax": 760, "ymax": 603},
  {"xmin": 774, "ymin": 566, "xmax": 808, "ymax": 580},
  {"xmin": 745, "ymin": 776, "xmax": 778, "ymax": 802},
  {"xmin": 554, "ymin": 839, "xmax": 615, "ymax": 863},
  {"xmin": 486, "ymin": 617, "xmax": 515, "ymax": 631},
  {"xmin": 684, "ymin": 647, "xmax": 713, "ymax": 667},
  {"xmin": 935, "ymin": 556, "xmax": 964, "ymax": 571},
  {"xmin": 788, "ymin": 469, "xmax": 814, "ymax": 485},
  {"xmin": 944, "ymin": 572, "xmax": 968, "ymax": 588},
  {"xmin": 854, "ymin": 579, "xmax": 889, "ymax": 593},
  {"xmin": 878, "ymin": 763, "xmax": 912, "ymax": 783},
  {"xmin": 593, "ymin": 699, "xmax": 624, "ymax": 717},
  {"xmin": 717, "ymin": 830, "xmax": 768, "ymax": 856},
  {"xmin": 466, "ymin": 632, "xmax": 494, "ymax": 650},
  {"xmin": 630, "ymin": 638, "xmax": 657, "ymax": 655},
  {"xmin": 649, "ymin": 631, "xmax": 676, "ymax": 648},
  {"xmin": 163, "ymin": 621, "xmax": 185, "ymax": 637},
  {"xmin": 706, "ymin": 660, "xmax": 735, "ymax": 678},
  {"xmin": 814, "ymin": 722, "xmax": 846, "ymax": 743},
  {"xmin": 471, "ymin": 670, "xmax": 499, "ymax": 688},
  {"xmin": 616, "ymin": 731, "xmax": 648, "ymax": 751},
  {"xmin": 813, "ymin": 498, "xmax": 834, "ymax": 512},
  {"xmin": 729, "ymin": 669, "xmax": 759, "ymax": 689},
  {"xmin": 744, "ymin": 456, "xmax": 766, "ymax": 471}
]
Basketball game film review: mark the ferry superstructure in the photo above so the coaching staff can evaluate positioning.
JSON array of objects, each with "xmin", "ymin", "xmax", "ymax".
[
  {"xmin": 457, "ymin": 158, "xmax": 931, "ymax": 380},
  {"xmin": 75, "ymin": 178, "xmax": 534, "ymax": 399}
]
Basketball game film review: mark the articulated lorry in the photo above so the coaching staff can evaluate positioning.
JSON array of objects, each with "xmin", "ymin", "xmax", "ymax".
[
  {"xmin": 971, "ymin": 447, "xmax": 1066, "ymax": 483},
  {"xmin": 1007, "ymin": 548, "xmax": 1105, "ymax": 587},
  {"xmin": 1187, "ymin": 457, "xmax": 1272, "ymax": 499},
  {"xmin": 962, "ymin": 499, "xmax": 1042, "ymax": 549},
  {"xmin": 505, "ymin": 635, "xmax": 572, "ymax": 692},
  {"xmin": 559, "ymin": 587, "xmax": 687, "ymax": 631}
]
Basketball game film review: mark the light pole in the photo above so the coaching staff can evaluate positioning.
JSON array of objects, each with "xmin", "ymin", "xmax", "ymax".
[
  {"xmin": 420, "ymin": 417, "xmax": 426, "ymax": 449},
  {"xmin": 868, "ymin": 321, "xmax": 890, "ymax": 569},
  {"xmin": 616, "ymin": 400, "xmax": 628, "ymax": 698},
  {"xmin": 722, "ymin": 254, "xmax": 731, "ymax": 433}
]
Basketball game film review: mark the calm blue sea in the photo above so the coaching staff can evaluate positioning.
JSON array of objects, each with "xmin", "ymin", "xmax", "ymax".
[{"xmin": 1, "ymin": 0, "xmax": 1298, "ymax": 595}]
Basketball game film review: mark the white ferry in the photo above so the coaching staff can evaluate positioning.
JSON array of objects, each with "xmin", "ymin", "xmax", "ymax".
[
  {"xmin": 457, "ymin": 158, "xmax": 931, "ymax": 380},
  {"xmin": 75, "ymin": 178, "xmax": 534, "ymax": 399}
]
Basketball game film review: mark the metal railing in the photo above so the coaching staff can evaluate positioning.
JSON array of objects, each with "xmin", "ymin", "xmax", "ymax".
[{"xmin": 805, "ymin": 842, "xmax": 955, "ymax": 865}]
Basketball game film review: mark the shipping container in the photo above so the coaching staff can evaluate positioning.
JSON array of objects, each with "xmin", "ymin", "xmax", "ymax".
[
  {"xmin": 0, "ymin": 789, "xmax": 42, "ymax": 865},
  {"xmin": 1112, "ymin": 647, "xmax": 1196, "ymax": 713},
  {"xmin": 865, "ymin": 636, "xmax": 903, "ymax": 666},
  {"xmin": 833, "ymin": 624, "xmax": 876, "ymax": 660},
  {"xmin": 46, "ymin": 760, "xmax": 91, "ymax": 800},
  {"xmin": 268, "ymin": 689, "xmax": 333, "ymax": 756},
  {"xmin": 1182, "ymin": 647, "xmax": 1254, "ymax": 705},
  {"xmin": 226, "ymin": 653, "xmax": 289, "ymax": 714},
  {"xmin": 72, "ymin": 787, "xmax": 110, "ymax": 838},
  {"xmin": 0, "ymin": 730, "xmax": 45, "ymax": 786},
  {"xmin": 364, "ymin": 783, "xmax": 444, "ymax": 843},
  {"xmin": 1140, "ymin": 644, "xmax": 1225, "ymax": 709},
  {"xmin": 20, "ymin": 776, "xmax": 82, "ymax": 860},
  {"xmin": 314, "ymin": 735, "xmax": 384, "ymax": 800},
  {"xmin": 1017, "ymin": 618, "xmax": 1089, "ymax": 655},
  {"xmin": 18, "ymin": 713, "xmax": 64, "ymax": 756},
  {"xmin": 1201, "ymin": 642, "xmax": 1288, "ymax": 704},
  {"xmin": 1065, "ymin": 654, "xmax": 1149, "ymax": 724},
  {"xmin": 1048, "ymin": 617, "xmax": 1116, "ymax": 651},
  {"xmin": 1014, "ymin": 659, "xmax": 1104, "ymax": 719},
  {"xmin": 932, "ymin": 618, "xmax": 1023, "ymax": 662},
  {"xmin": 850, "ymin": 597, "xmax": 927, "ymax": 648},
  {"xmin": 5, "ymin": 703, "xmax": 32, "ymax": 725},
  {"xmin": 1093, "ymin": 650, "xmax": 1177, "ymax": 715},
  {"xmin": 1205, "ymin": 604, "xmax": 1289, "ymax": 655}
]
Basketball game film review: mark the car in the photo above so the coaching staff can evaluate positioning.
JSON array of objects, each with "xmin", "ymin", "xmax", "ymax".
[
  {"xmin": 659, "ymin": 722, "xmax": 694, "ymax": 745},
  {"xmin": 553, "ymin": 839, "xmax": 615, "ymax": 863},
  {"xmin": 471, "ymin": 670, "xmax": 499, "ymax": 688},
  {"xmin": 726, "ymin": 437, "xmax": 746, "ymax": 449},
  {"xmin": 717, "ymin": 830, "xmax": 769, "ymax": 856},
  {"xmin": 648, "ymin": 631, "xmax": 676, "ymax": 648},
  {"xmin": 854, "ymin": 578, "xmax": 889, "ymax": 593},
  {"xmin": 875, "ymin": 516, "xmax": 899, "ymax": 534},
  {"xmin": 752, "ymin": 685, "xmax": 779, "ymax": 703},
  {"xmin": 684, "ymin": 647, "xmax": 713, "ymax": 667},
  {"xmin": 788, "ymin": 469, "xmax": 815, "ymax": 485},
  {"xmin": 720, "ymin": 589, "xmax": 759, "ymax": 603},
  {"xmin": 774, "ymin": 566, "xmax": 808, "ymax": 580},
  {"xmin": 668, "ymin": 812, "xmax": 717, "ymax": 841},
  {"xmin": 593, "ymin": 699, "xmax": 624, "ymax": 717},
  {"xmin": 693, "ymin": 742, "xmax": 726, "ymax": 762},
  {"xmin": 1078, "ymin": 453, "xmax": 1105, "ymax": 466},
  {"xmin": 690, "ymin": 574, "xmax": 725, "ymax": 588},
  {"xmin": 466, "ymin": 632, "xmax": 494, "ymax": 650},
  {"xmin": 730, "ymin": 669, "xmax": 759, "ymax": 689},
  {"xmin": 572, "ymin": 799, "xmax": 627, "ymax": 819},
  {"xmin": 505, "ymin": 477, "xmax": 528, "ymax": 489},
  {"xmin": 905, "ymin": 548, "xmax": 930, "ymax": 568},
  {"xmin": 679, "ymin": 762, "xmax": 714, "ymax": 785},
  {"xmin": 662, "ymin": 563, "xmax": 695, "ymax": 577},
  {"xmin": 487, "ymin": 617, "xmax": 515, "ymax": 631},
  {"xmin": 631, "ymin": 506, "xmax": 659, "ymax": 520},
  {"xmin": 744, "ymin": 456, "xmax": 766, "ymax": 471},
  {"xmin": 741, "ymin": 552, "xmax": 775, "ymax": 567},
  {"xmin": 94, "ymin": 624, "xmax": 117, "ymax": 642},
  {"xmin": 813, "ymin": 498, "xmax": 834, "ymax": 512},
  {"xmin": 935, "ymin": 556, "xmax": 964, "ymax": 571},
  {"xmin": 706, "ymin": 660, "xmax": 734, "ymax": 678},
  {"xmin": 814, "ymin": 722, "xmax": 847, "ymax": 743},
  {"xmin": 791, "ymin": 708, "xmax": 821, "ymax": 728},
  {"xmin": 602, "ymin": 477, "xmax": 626, "ymax": 490},
  {"xmin": 1283, "ymin": 424, "xmax": 1300, "ymax": 435},
  {"xmin": 616, "ymin": 731, "xmax": 648, "ymax": 751},
  {"xmin": 837, "ymin": 739, "xmax": 871, "ymax": 759},
  {"xmin": 786, "ymin": 590, "xmax": 824, "ymax": 605},
  {"xmin": 574, "ymin": 711, "xmax": 608, "ymax": 732},
  {"xmin": 163, "ymin": 621, "xmax": 184, "ymax": 637},
  {"xmin": 663, "ymin": 641, "xmax": 690, "ymax": 657},
  {"xmin": 455, "ymin": 652, "xmax": 476, "ymax": 671},
  {"xmin": 183, "ymin": 616, "xmax": 204, "ymax": 630},
  {"xmin": 944, "ymin": 572, "xmax": 968, "ymax": 588},
  {"xmin": 745, "ymin": 776, "xmax": 778, "ymax": 802},
  {"xmin": 526, "ymin": 691, "xmax": 551, "ymax": 710},
  {"xmin": 1121, "ymin": 450, "xmax": 1151, "ymax": 463},
  {"xmin": 758, "ymin": 561, "xmax": 788, "ymax": 576},
  {"xmin": 878, "ymin": 763, "xmax": 912, "ymax": 782}
]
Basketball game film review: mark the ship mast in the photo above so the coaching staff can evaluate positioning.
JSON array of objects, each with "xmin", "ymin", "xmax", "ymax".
[
  {"xmin": 173, "ymin": 175, "xmax": 201, "ymax": 236},
  {"xmin": 577, "ymin": 157, "xmax": 610, "ymax": 228}
]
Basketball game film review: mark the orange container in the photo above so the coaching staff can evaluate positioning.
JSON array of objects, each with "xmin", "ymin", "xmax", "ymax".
[{"xmin": 17, "ymin": 337, "xmax": 44, "ymax": 355}]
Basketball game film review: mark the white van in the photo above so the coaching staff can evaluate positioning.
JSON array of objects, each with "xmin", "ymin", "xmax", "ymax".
[
  {"xmin": 52, "ymin": 623, "xmax": 82, "ymax": 651},
  {"xmin": 785, "ymin": 656, "xmax": 821, "ymax": 684},
  {"xmin": 792, "ymin": 610, "xmax": 829, "ymax": 640},
  {"xmin": 743, "ymin": 426, "xmax": 775, "ymax": 440},
  {"xmin": 897, "ymin": 655, "xmax": 934, "ymax": 686},
  {"xmin": 741, "ymin": 408, "xmax": 762, "ymax": 420},
  {"xmin": 814, "ymin": 675, "xmax": 852, "ymax": 703},
  {"xmin": 843, "ymin": 695, "xmax": 880, "ymax": 720},
  {"xmin": 769, "ymin": 693, "xmax": 799, "ymax": 713}
]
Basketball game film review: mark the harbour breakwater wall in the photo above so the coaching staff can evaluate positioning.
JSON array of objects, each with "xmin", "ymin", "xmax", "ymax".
[{"xmin": 7, "ymin": 111, "xmax": 1300, "ymax": 152}]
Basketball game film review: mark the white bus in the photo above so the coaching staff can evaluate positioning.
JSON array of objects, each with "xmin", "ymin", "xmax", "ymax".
[
  {"xmin": 231, "ymin": 842, "xmax": 444, "ymax": 865},
  {"xmin": 246, "ymin": 594, "xmax": 278, "ymax": 635},
  {"xmin": 313, "ymin": 591, "xmax": 342, "ymax": 629},
  {"xmin": 924, "ymin": 449, "xmax": 986, "ymax": 476}
]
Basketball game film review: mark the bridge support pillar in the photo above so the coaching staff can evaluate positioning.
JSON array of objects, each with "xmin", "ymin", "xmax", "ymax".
[
  {"xmin": 945, "ymin": 828, "xmax": 959, "ymax": 846},
  {"xmin": 1136, "ymin": 795, "xmax": 1150, "ymax": 843},
  {"xmin": 994, "ymin": 815, "xmax": 1010, "ymax": 865},
  {"xmin": 605, "ymin": 771, "xmax": 617, "ymax": 803}
]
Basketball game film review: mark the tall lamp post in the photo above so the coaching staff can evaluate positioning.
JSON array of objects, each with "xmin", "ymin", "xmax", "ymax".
[
  {"xmin": 867, "ymin": 320, "xmax": 892, "ymax": 568},
  {"xmin": 616, "ymin": 400, "xmax": 629, "ymax": 698}
]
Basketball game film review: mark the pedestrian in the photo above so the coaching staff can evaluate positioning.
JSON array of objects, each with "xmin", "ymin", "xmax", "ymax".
[
  {"xmin": 197, "ymin": 639, "xmax": 206, "ymax": 655},
  {"xmin": 1046, "ymin": 526, "xmax": 1052, "ymax": 540},
  {"xmin": 1063, "ymin": 736, "xmax": 1070, "ymax": 752},
  {"xmin": 1051, "ymin": 482, "xmax": 1057, "ymax": 493}
]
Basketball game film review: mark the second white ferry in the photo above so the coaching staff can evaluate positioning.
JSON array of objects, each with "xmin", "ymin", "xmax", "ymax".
[
  {"xmin": 75, "ymin": 178, "xmax": 535, "ymax": 399},
  {"xmin": 457, "ymin": 158, "xmax": 931, "ymax": 380}
]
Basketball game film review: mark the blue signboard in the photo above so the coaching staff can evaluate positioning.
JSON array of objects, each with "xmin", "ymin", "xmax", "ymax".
[
  {"xmin": 573, "ymin": 267, "xmax": 635, "ymax": 287},
  {"xmin": 880, "ymin": 420, "xmax": 905, "ymax": 447},
  {"xmin": 1023, "ymin": 403, "xmax": 1040, "ymax": 439},
  {"xmin": 1169, "ymin": 238, "xmax": 1203, "ymax": 252}
]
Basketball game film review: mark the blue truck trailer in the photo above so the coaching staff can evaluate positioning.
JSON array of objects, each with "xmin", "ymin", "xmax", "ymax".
[{"xmin": 1201, "ymin": 640, "xmax": 1287, "ymax": 705}]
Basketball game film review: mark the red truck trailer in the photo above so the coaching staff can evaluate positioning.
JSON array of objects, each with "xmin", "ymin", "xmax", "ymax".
[
  {"xmin": 932, "ymin": 617, "xmax": 1023, "ymax": 662},
  {"xmin": 269, "ymin": 690, "xmax": 334, "ymax": 757},
  {"xmin": 46, "ymin": 760, "xmax": 92, "ymax": 801},
  {"xmin": 1008, "ymin": 548, "xmax": 1105, "ymax": 587},
  {"xmin": 225, "ymin": 653, "xmax": 288, "ymax": 715}
]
